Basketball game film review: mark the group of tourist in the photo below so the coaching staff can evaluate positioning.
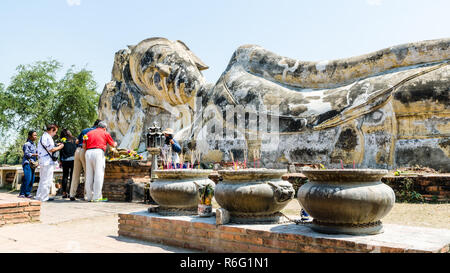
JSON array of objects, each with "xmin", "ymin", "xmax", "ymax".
[{"xmin": 19, "ymin": 120, "xmax": 117, "ymax": 202}]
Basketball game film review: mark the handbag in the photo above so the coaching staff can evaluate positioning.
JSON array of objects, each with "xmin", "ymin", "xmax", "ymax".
[
  {"xmin": 40, "ymin": 136, "xmax": 58, "ymax": 162},
  {"xmin": 29, "ymin": 159, "xmax": 39, "ymax": 169}
]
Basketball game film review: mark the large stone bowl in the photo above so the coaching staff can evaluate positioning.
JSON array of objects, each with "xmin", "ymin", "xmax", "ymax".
[
  {"xmin": 215, "ymin": 168, "xmax": 294, "ymax": 224},
  {"xmin": 298, "ymin": 169, "xmax": 395, "ymax": 235},
  {"xmin": 150, "ymin": 169, "xmax": 214, "ymax": 215}
]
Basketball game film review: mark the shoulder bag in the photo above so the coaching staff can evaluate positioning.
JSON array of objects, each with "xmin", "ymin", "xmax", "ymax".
[{"xmin": 40, "ymin": 136, "xmax": 58, "ymax": 162}]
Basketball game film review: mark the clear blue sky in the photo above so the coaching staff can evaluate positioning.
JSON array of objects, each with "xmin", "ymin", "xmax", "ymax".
[{"xmin": 1, "ymin": 0, "xmax": 449, "ymax": 93}]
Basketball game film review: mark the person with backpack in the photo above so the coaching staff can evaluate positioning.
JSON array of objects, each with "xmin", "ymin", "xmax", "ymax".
[
  {"xmin": 35, "ymin": 124, "xmax": 64, "ymax": 202},
  {"xmin": 19, "ymin": 130, "xmax": 38, "ymax": 198},
  {"xmin": 59, "ymin": 129, "xmax": 77, "ymax": 199}
]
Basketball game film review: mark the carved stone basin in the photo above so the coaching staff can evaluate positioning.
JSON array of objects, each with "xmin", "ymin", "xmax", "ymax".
[
  {"xmin": 150, "ymin": 169, "xmax": 215, "ymax": 215},
  {"xmin": 215, "ymin": 168, "xmax": 294, "ymax": 224},
  {"xmin": 298, "ymin": 169, "xmax": 395, "ymax": 235}
]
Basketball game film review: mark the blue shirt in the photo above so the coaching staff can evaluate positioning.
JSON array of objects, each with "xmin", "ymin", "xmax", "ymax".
[
  {"xmin": 77, "ymin": 127, "xmax": 96, "ymax": 148},
  {"xmin": 22, "ymin": 140, "xmax": 37, "ymax": 166},
  {"xmin": 171, "ymin": 139, "xmax": 181, "ymax": 153}
]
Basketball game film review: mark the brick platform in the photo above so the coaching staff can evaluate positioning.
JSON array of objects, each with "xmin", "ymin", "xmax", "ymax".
[
  {"xmin": 382, "ymin": 174, "xmax": 450, "ymax": 202},
  {"xmin": 118, "ymin": 211, "xmax": 450, "ymax": 253},
  {"xmin": 0, "ymin": 199, "xmax": 41, "ymax": 227},
  {"xmin": 102, "ymin": 160, "xmax": 151, "ymax": 201}
]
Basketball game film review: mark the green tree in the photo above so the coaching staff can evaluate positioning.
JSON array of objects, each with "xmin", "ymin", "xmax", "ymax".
[
  {"xmin": 2, "ymin": 60, "xmax": 61, "ymax": 135},
  {"xmin": 0, "ymin": 59, "xmax": 100, "ymax": 165},
  {"xmin": 0, "ymin": 83, "xmax": 7, "ymax": 128},
  {"xmin": 52, "ymin": 66, "xmax": 99, "ymax": 137},
  {"xmin": 0, "ymin": 82, "xmax": 10, "ymax": 153}
]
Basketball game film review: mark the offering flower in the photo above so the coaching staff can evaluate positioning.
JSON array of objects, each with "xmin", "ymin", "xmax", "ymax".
[
  {"xmin": 83, "ymin": 135, "xmax": 88, "ymax": 140},
  {"xmin": 61, "ymin": 137, "xmax": 67, "ymax": 143},
  {"xmin": 199, "ymin": 184, "xmax": 214, "ymax": 205},
  {"xmin": 106, "ymin": 147, "xmax": 145, "ymax": 161}
]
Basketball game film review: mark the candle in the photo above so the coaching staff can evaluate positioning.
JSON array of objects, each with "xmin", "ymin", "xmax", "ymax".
[
  {"xmin": 340, "ymin": 160, "xmax": 344, "ymax": 169},
  {"xmin": 353, "ymin": 160, "xmax": 355, "ymax": 169}
]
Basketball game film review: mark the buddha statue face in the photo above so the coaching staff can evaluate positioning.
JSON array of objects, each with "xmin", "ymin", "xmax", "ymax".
[
  {"xmin": 128, "ymin": 37, "xmax": 208, "ymax": 110},
  {"xmin": 99, "ymin": 38, "xmax": 211, "ymax": 149}
]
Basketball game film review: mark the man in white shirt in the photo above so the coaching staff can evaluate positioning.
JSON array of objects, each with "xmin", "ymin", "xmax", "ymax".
[{"xmin": 35, "ymin": 124, "xmax": 64, "ymax": 202}]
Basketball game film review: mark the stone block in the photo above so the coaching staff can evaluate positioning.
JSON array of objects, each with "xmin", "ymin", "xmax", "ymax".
[
  {"xmin": 218, "ymin": 232, "xmax": 235, "ymax": 241},
  {"xmin": 2, "ymin": 212, "xmax": 28, "ymax": 219},
  {"xmin": 23, "ymin": 206, "xmax": 40, "ymax": 212},
  {"xmin": 218, "ymin": 225, "xmax": 247, "ymax": 234},
  {"xmin": 215, "ymin": 208, "xmax": 230, "ymax": 225},
  {"xmin": 0, "ymin": 203, "xmax": 18, "ymax": 209},
  {"xmin": 6, "ymin": 217, "xmax": 30, "ymax": 224},
  {"xmin": 192, "ymin": 222, "xmax": 214, "ymax": 231},
  {"xmin": 0, "ymin": 207, "xmax": 24, "ymax": 214}
]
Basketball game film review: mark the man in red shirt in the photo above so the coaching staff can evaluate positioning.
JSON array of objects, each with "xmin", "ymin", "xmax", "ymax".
[{"xmin": 83, "ymin": 121, "xmax": 117, "ymax": 202}]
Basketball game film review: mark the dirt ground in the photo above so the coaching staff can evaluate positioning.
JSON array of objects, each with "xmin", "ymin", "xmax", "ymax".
[{"xmin": 279, "ymin": 200, "xmax": 450, "ymax": 230}]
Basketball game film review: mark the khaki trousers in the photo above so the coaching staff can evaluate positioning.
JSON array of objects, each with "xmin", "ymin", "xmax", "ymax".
[
  {"xmin": 84, "ymin": 149, "xmax": 105, "ymax": 201},
  {"xmin": 69, "ymin": 147, "xmax": 86, "ymax": 198}
]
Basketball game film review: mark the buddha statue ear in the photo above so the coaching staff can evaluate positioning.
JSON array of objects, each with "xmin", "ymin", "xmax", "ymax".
[{"xmin": 176, "ymin": 40, "xmax": 209, "ymax": 71}]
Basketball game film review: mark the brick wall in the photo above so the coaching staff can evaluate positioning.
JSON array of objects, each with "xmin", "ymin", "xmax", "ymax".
[
  {"xmin": 102, "ymin": 160, "xmax": 151, "ymax": 201},
  {"xmin": 0, "ymin": 200, "xmax": 41, "ymax": 227},
  {"xmin": 382, "ymin": 175, "xmax": 449, "ymax": 202},
  {"xmin": 118, "ymin": 213, "xmax": 449, "ymax": 253}
]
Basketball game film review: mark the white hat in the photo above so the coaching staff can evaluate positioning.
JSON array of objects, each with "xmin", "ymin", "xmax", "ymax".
[{"xmin": 163, "ymin": 128, "xmax": 174, "ymax": 135}]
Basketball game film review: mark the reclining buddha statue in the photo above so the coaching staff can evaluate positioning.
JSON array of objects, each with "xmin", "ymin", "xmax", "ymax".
[{"xmin": 98, "ymin": 37, "xmax": 450, "ymax": 171}]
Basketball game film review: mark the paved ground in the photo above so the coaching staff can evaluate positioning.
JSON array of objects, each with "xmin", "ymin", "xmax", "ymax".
[{"xmin": 0, "ymin": 191, "xmax": 197, "ymax": 253}]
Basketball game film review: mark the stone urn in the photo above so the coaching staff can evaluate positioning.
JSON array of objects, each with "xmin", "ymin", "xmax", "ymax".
[
  {"xmin": 149, "ymin": 169, "xmax": 215, "ymax": 215},
  {"xmin": 298, "ymin": 169, "xmax": 395, "ymax": 235},
  {"xmin": 215, "ymin": 168, "xmax": 294, "ymax": 224}
]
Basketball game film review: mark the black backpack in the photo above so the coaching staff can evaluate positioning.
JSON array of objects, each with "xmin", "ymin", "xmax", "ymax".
[{"xmin": 60, "ymin": 139, "xmax": 77, "ymax": 160}]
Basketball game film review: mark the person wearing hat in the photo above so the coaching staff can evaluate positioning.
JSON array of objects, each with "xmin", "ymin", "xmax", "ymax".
[{"xmin": 162, "ymin": 128, "xmax": 181, "ymax": 167}]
